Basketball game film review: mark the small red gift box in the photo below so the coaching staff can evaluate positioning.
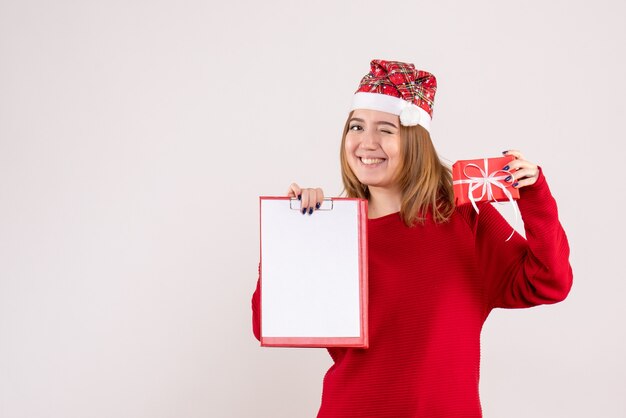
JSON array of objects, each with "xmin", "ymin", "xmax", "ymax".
[{"xmin": 452, "ymin": 156, "xmax": 520, "ymax": 209}]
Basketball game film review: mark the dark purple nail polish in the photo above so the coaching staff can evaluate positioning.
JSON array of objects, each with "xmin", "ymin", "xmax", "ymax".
[
  {"xmin": 308, "ymin": 207, "xmax": 313, "ymax": 215},
  {"xmin": 301, "ymin": 208, "xmax": 306, "ymax": 215},
  {"xmin": 512, "ymin": 182, "xmax": 519, "ymax": 188},
  {"xmin": 502, "ymin": 150, "xmax": 508, "ymax": 155},
  {"xmin": 315, "ymin": 202, "xmax": 321, "ymax": 210},
  {"xmin": 505, "ymin": 175, "xmax": 512, "ymax": 182},
  {"xmin": 503, "ymin": 165, "xmax": 510, "ymax": 171},
  {"xmin": 297, "ymin": 194, "xmax": 301, "ymax": 200}
]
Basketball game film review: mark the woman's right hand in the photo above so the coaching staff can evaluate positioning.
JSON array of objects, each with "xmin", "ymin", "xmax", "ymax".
[{"xmin": 287, "ymin": 183, "xmax": 325, "ymax": 215}]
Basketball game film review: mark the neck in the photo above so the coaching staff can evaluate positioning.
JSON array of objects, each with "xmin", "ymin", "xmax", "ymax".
[{"xmin": 367, "ymin": 186, "xmax": 402, "ymax": 219}]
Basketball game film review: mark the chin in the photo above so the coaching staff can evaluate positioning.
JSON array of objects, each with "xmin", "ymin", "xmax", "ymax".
[{"xmin": 358, "ymin": 179, "xmax": 385, "ymax": 188}]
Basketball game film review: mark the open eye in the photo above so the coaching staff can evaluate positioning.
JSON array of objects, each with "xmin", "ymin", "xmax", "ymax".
[{"xmin": 349, "ymin": 124, "xmax": 363, "ymax": 131}]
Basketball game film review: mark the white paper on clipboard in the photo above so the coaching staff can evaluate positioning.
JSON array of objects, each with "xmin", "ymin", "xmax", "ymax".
[{"xmin": 259, "ymin": 197, "xmax": 368, "ymax": 348}]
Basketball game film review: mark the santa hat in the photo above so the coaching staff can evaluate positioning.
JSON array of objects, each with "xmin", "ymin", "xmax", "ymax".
[{"xmin": 350, "ymin": 59, "xmax": 437, "ymax": 131}]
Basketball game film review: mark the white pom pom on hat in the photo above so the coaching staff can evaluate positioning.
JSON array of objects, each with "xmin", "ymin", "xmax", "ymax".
[{"xmin": 399, "ymin": 103, "xmax": 422, "ymax": 127}]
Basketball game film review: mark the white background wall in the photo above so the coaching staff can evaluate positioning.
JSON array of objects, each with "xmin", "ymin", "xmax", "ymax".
[{"xmin": 1, "ymin": 0, "xmax": 624, "ymax": 417}]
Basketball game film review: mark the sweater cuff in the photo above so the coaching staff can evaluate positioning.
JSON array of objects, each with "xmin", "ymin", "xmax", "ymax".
[
  {"xmin": 516, "ymin": 166, "xmax": 559, "ymax": 219},
  {"xmin": 518, "ymin": 166, "xmax": 548, "ymax": 198}
]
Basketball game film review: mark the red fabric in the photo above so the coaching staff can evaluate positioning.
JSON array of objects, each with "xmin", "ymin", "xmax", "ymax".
[
  {"xmin": 355, "ymin": 59, "xmax": 437, "ymax": 118},
  {"xmin": 251, "ymin": 169, "xmax": 572, "ymax": 417}
]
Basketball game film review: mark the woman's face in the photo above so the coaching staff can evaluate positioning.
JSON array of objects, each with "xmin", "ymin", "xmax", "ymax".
[{"xmin": 344, "ymin": 109, "xmax": 402, "ymax": 191}]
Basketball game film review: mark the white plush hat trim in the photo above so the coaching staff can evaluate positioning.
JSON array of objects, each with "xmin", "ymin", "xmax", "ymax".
[
  {"xmin": 350, "ymin": 92, "xmax": 431, "ymax": 131},
  {"xmin": 399, "ymin": 104, "xmax": 421, "ymax": 127}
]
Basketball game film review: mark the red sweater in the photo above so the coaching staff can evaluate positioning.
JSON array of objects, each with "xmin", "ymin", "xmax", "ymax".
[{"xmin": 251, "ymin": 169, "xmax": 572, "ymax": 417}]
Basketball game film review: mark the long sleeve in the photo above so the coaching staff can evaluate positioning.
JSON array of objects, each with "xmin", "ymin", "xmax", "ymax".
[
  {"xmin": 251, "ymin": 264, "xmax": 261, "ymax": 341},
  {"xmin": 458, "ymin": 168, "xmax": 573, "ymax": 309}
]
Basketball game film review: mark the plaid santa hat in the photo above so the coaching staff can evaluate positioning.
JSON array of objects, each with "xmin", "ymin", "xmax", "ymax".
[{"xmin": 350, "ymin": 59, "xmax": 437, "ymax": 131}]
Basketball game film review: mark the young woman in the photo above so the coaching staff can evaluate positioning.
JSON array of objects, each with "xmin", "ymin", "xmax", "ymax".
[{"xmin": 251, "ymin": 59, "xmax": 572, "ymax": 417}]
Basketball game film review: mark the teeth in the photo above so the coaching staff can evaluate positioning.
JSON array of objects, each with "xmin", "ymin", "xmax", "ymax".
[{"xmin": 361, "ymin": 157, "xmax": 384, "ymax": 165}]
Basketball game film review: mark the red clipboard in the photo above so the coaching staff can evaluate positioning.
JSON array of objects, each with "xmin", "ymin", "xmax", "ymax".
[{"xmin": 259, "ymin": 197, "xmax": 369, "ymax": 348}]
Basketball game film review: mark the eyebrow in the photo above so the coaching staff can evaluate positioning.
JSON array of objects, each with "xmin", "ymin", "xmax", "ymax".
[{"xmin": 349, "ymin": 117, "xmax": 398, "ymax": 129}]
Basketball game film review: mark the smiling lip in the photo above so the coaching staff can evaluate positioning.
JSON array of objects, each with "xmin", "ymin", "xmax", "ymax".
[{"xmin": 359, "ymin": 157, "xmax": 386, "ymax": 165}]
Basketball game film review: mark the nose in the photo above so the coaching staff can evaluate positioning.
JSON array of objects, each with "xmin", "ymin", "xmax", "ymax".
[{"xmin": 360, "ymin": 130, "xmax": 379, "ymax": 150}]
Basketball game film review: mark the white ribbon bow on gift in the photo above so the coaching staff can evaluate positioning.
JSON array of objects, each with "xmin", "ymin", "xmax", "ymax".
[{"xmin": 453, "ymin": 158, "xmax": 520, "ymax": 242}]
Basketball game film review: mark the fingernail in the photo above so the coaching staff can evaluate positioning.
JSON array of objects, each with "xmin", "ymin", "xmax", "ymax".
[
  {"xmin": 502, "ymin": 150, "xmax": 508, "ymax": 155},
  {"xmin": 308, "ymin": 207, "xmax": 313, "ymax": 215},
  {"xmin": 315, "ymin": 202, "xmax": 321, "ymax": 210},
  {"xmin": 301, "ymin": 208, "xmax": 306, "ymax": 215},
  {"xmin": 503, "ymin": 165, "xmax": 510, "ymax": 171},
  {"xmin": 512, "ymin": 182, "xmax": 519, "ymax": 188},
  {"xmin": 297, "ymin": 194, "xmax": 301, "ymax": 200},
  {"xmin": 505, "ymin": 175, "xmax": 512, "ymax": 182}
]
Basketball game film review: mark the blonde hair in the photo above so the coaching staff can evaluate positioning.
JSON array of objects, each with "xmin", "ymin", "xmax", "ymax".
[{"xmin": 339, "ymin": 112, "xmax": 455, "ymax": 226}]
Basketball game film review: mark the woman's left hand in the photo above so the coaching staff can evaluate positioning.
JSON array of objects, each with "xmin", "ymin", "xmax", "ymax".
[{"xmin": 502, "ymin": 150, "xmax": 540, "ymax": 189}]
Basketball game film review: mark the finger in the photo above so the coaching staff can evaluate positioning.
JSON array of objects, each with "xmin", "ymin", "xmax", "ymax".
[
  {"xmin": 512, "ymin": 176, "xmax": 538, "ymax": 189},
  {"xmin": 307, "ymin": 189, "xmax": 317, "ymax": 215},
  {"xmin": 301, "ymin": 189, "xmax": 314, "ymax": 215},
  {"xmin": 314, "ymin": 188, "xmax": 325, "ymax": 210},
  {"xmin": 287, "ymin": 183, "xmax": 301, "ymax": 198},
  {"xmin": 300, "ymin": 189, "xmax": 309, "ymax": 214},
  {"xmin": 502, "ymin": 149, "xmax": 525, "ymax": 161},
  {"xmin": 509, "ymin": 167, "xmax": 539, "ymax": 182},
  {"xmin": 504, "ymin": 158, "xmax": 538, "ymax": 174},
  {"xmin": 502, "ymin": 158, "xmax": 537, "ymax": 173}
]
